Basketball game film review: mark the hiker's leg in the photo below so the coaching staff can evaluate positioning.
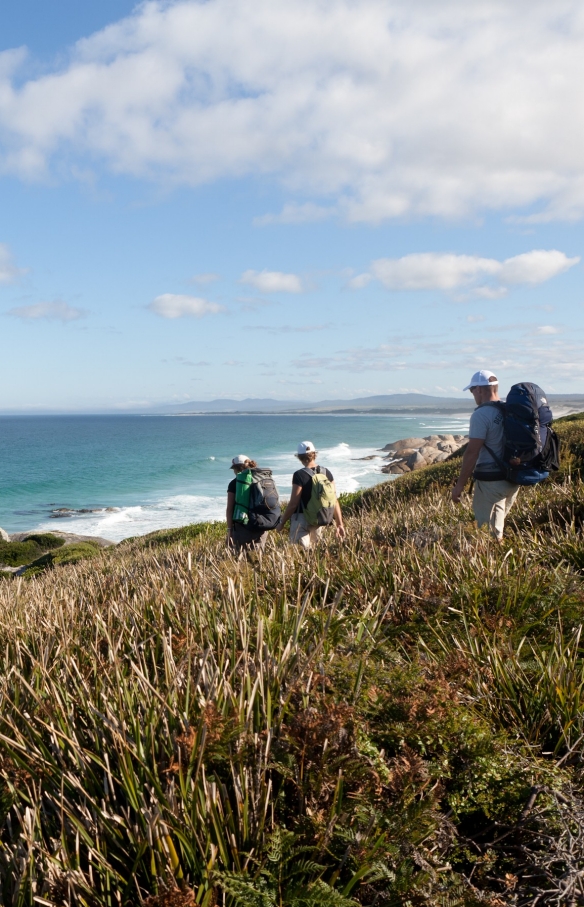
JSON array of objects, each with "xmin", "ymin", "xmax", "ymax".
[
  {"xmin": 474, "ymin": 480, "xmax": 519, "ymax": 540},
  {"xmin": 504, "ymin": 484, "xmax": 520, "ymax": 517},
  {"xmin": 472, "ymin": 481, "xmax": 496, "ymax": 531},
  {"xmin": 290, "ymin": 513, "xmax": 312, "ymax": 548},
  {"xmin": 489, "ymin": 498, "xmax": 507, "ymax": 539},
  {"xmin": 312, "ymin": 526, "xmax": 325, "ymax": 544},
  {"xmin": 473, "ymin": 481, "xmax": 506, "ymax": 539},
  {"xmin": 231, "ymin": 524, "xmax": 266, "ymax": 552},
  {"xmin": 253, "ymin": 531, "xmax": 268, "ymax": 552},
  {"xmin": 489, "ymin": 480, "xmax": 520, "ymax": 538}
]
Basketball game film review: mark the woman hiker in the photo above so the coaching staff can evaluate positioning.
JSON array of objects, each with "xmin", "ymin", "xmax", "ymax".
[
  {"xmin": 277, "ymin": 441, "xmax": 345, "ymax": 548},
  {"xmin": 226, "ymin": 455, "xmax": 269, "ymax": 553}
]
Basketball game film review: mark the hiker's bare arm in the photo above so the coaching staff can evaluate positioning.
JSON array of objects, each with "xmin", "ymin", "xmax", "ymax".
[
  {"xmin": 333, "ymin": 497, "xmax": 345, "ymax": 540},
  {"xmin": 278, "ymin": 485, "xmax": 303, "ymax": 530},
  {"xmin": 226, "ymin": 492, "xmax": 235, "ymax": 540},
  {"xmin": 452, "ymin": 439, "xmax": 484, "ymax": 503}
]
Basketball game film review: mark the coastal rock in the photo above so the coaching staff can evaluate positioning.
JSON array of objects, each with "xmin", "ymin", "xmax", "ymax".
[
  {"xmin": 406, "ymin": 451, "xmax": 427, "ymax": 470},
  {"xmin": 419, "ymin": 446, "xmax": 440, "ymax": 461},
  {"xmin": 382, "ymin": 462, "xmax": 408, "ymax": 474},
  {"xmin": 9, "ymin": 531, "xmax": 115, "ymax": 548},
  {"xmin": 382, "ymin": 437, "xmax": 426, "ymax": 452},
  {"xmin": 0, "ymin": 527, "xmax": 9, "ymax": 542},
  {"xmin": 379, "ymin": 431, "xmax": 468, "ymax": 479},
  {"xmin": 385, "ymin": 447, "xmax": 417, "ymax": 459}
]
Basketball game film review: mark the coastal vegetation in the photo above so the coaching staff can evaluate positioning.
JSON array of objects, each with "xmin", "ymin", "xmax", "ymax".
[
  {"xmin": 0, "ymin": 533, "xmax": 102, "ymax": 578},
  {"xmin": 1, "ymin": 416, "xmax": 584, "ymax": 904}
]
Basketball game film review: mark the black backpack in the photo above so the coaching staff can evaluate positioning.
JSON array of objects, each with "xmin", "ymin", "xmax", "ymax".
[
  {"xmin": 481, "ymin": 383, "xmax": 560, "ymax": 485},
  {"xmin": 247, "ymin": 468, "xmax": 281, "ymax": 530}
]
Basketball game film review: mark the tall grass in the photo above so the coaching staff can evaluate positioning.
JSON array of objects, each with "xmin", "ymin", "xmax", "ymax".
[{"xmin": 1, "ymin": 415, "xmax": 584, "ymax": 904}]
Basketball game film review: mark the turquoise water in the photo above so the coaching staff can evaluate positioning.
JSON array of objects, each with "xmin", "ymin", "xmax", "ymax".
[{"xmin": 0, "ymin": 413, "xmax": 469, "ymax": 540}]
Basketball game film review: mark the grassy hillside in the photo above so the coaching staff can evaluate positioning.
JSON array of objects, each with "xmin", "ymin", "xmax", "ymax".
[{"xmin": 1, "ymin": 417, "xmax": 584, "ymax": 905}]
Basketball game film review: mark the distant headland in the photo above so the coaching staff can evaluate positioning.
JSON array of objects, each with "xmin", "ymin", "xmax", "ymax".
[{"xmin": 153, "ymin": 392, "xmax": 584, "ymax": 418}]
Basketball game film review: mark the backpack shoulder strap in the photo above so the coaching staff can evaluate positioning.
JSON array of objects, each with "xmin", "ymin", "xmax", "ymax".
[
  {"xmin": 298, "ymin": 466, "xmax": 314, "ymax": 512},
  {"xmin": 477, "ymin": 401, "xmax": 505, "ymax": 412},
  {"xmin": 482, "ymin": 444, "xmax": 507, "ymax": 473}
]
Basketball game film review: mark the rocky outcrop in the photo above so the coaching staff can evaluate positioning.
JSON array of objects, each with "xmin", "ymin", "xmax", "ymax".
[
  {"xmin": 9, "ymin": 531, "xmax": 115, "ymax": 548},
  {"xmin": 380, "ymin": 437, "xmax": 427, "ymax": 452},
  {"xmin": 380, "ymin": 434, "xmax": 468, "ymax": 474},
  {"xmin": 1, "ymin": 531, "xmax": 116, "ymax": 579},
  {"xmin": 0, "ymin": 528, "xmax": 9, "ymax": 542}
]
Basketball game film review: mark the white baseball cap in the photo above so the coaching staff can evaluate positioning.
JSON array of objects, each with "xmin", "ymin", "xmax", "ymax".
[
  {"xmin": 230, "ymin": 454, "xmax": 250, "ymax": 468},
  {"xmin": 463, "ymin": 369, "xmax": 498, "ymax": 392},
  {"xmin": 296, "ymin": 440, "xmax": 317, "ymax": 457}
]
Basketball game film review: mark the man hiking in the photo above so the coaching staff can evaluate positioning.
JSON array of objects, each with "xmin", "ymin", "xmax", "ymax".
[
  {"xmin": 278, "ymin": 441, "xmax": 345, "ymax": 548},
  {"xmin": 452, "ymin": 370, "xmax": 520, "ymax": 540}
]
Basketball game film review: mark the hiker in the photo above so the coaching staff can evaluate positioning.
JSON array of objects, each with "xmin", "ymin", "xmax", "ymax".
[
  {"xmin": 226, "ymin": 455, "xmax": 281, "ymax": 552},
  {"xmin": 451, "ymin": 370, "xmax": 520, "ymax": 540},
  {"xmin": 277, "ymin": 441, "xmax": 345, "ymax": 547}
]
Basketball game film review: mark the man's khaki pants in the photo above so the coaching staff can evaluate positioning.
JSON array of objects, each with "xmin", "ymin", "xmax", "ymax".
[
  {"xmin": 289, "ymin": 513, "xmax": 326, "ymax": 549},
  {"xmin": 473, "ymin": 479, "xmax": 520, "ymax": 540}
]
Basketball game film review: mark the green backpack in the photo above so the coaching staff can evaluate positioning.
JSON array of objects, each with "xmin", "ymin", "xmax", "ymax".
[
  {"xmin": 233, "ymin": 469, "xmax": 254, "ymax": 524},
  {"xmin": 302, "ymin": 466, "xmax": 336, "ymax": 527}
]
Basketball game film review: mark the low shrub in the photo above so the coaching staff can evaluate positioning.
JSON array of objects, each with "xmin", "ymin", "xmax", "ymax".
[
  {"xmin": 25, "ymin": 541, "xmax": 101, "ymax": 573},
  {"xmin": 22, "ymin": 532, "xmax": 65, "ymax": 549},
  {"xmin": 0, "ymin": 539, "xmax": 41, "ymax": 566},
  {"xmin": 123, "ymin": 521, "xmax": 224, "ymax": 550}
]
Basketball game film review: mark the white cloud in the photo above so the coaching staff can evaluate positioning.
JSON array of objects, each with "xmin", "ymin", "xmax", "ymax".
[
  {"xmin": 0, "ymin": 243, "xmax": 25, "ymax": 284},
  {"xmin": 148, "ymin": 293, "xmax": 224, "ymax": 318},
  {"xmin": 535, "ymin": 324, "xmax": 561, "ymax": 334},
  {"xmin": 240, "ymin": 269, "xmax": 303, "ymax": 293},
  {"xmin": 4, "ymin": 2, "xmax": 584, "ymax": 221},
  {"xmin": 7, "ymin": 300, "xmax": 85, "ymax": 321},
  {"xmin": 368, "ymin": 250, "xmax": 579, "ymax": 293},
  {"xmin": 290, "ymin": 327, "xmax": 584, "ymax": 379},
  {"xmin": 498, "ymin": 250, "xmax": 580, "ymax": 284},
  {"xmin": 371, "ymin": 254, "xmax": 500, "ymax": 291},
  {"xmin": 253, "ymin": 203, "xmax": 333, "ymax": 226},
  {"xmin": 347, "ymin": 273, "xmax": 372, "ymax": 289}
]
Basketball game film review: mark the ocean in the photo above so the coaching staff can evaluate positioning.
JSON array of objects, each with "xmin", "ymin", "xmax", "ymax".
[{"xmin": 0, "ymin": 413, "xmax": 470, "ymax": 541}]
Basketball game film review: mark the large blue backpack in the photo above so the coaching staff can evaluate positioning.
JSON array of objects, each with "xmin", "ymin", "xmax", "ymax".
[{"xmin": 482, "ymin": 383, "xmax": 560, "ymax": 486}]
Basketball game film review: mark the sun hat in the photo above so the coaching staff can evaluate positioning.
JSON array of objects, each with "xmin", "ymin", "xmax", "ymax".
[
  {"xmin": 463, "ymin": 369, "xmax": 498, "ymax": 392},
  {"xmin": 296, "ymin": 440, "xmax": 317, "ymax": 457},
  {"xmin": 230, "ymin": 454, "xmax": 250, "ymax": 468}
]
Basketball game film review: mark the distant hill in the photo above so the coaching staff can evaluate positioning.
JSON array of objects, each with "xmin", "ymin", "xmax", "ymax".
[
  {"xmin": 3, "ymin": 392, "xmax": 582, "ymax": 418},
  {"xmin": 156, "ymin": 392, "xmax": 584, "ymax": 416},
  {"xmin": 159, "ymin": 393, "xmax": 475, "ymax": 414},
  {"xmin": 160, "ymin": 397, "xmax": 308, "ymax": 413}
]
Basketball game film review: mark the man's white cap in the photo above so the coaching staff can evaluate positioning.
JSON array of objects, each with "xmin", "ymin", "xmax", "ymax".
[
  {"xmin": 463, "ymin": 369, "xmax": 498, "ymax": 392},
  {"xmin": 296, "ymin": 440, "xmax": 317, "ymax": 456},
  {"xmin": 230, "ymin": 454, "xmax": 250, "ymax": 468}
]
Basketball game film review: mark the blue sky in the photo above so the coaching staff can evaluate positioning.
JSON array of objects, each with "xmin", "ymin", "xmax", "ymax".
[{"xmin": 1, "ymin": 0, "xmax": 584, "ymax": 412}]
